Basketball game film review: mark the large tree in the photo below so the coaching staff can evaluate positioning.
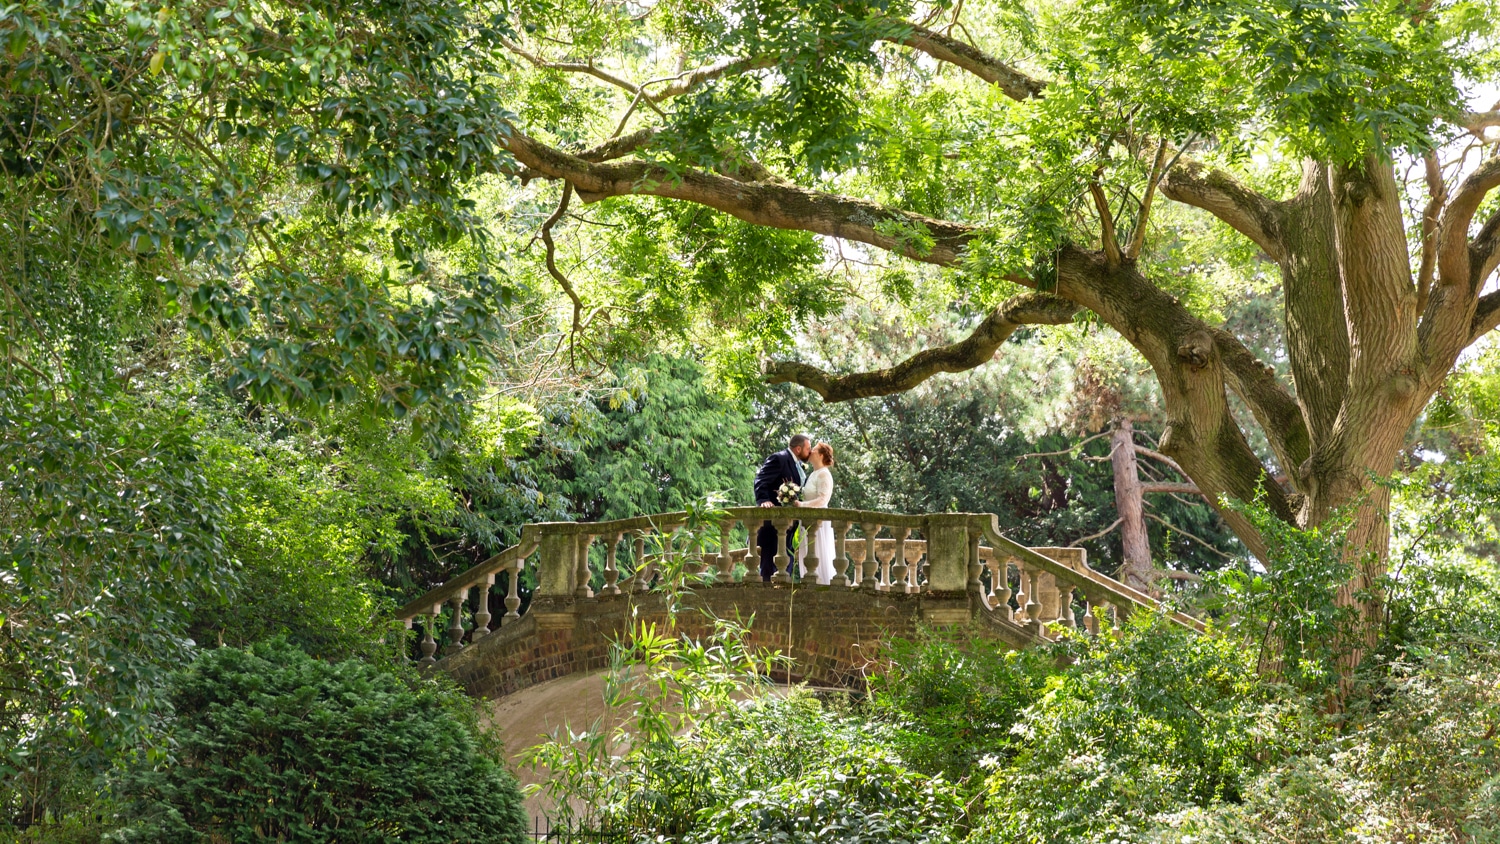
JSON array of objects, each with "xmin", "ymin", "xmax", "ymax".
[
  {"xmin": 6, "ymin": 0, "xmax": 1498, "ymax": 648},
  {"xmin": 485, "ymin": 0, "xmax": 1500, "ymax": 641}
]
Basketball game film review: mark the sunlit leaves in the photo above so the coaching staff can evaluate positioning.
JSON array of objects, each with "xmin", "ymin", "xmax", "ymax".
[{"xmin": 1, "ymin": 0, "xmax": 521, "ymax": 428}]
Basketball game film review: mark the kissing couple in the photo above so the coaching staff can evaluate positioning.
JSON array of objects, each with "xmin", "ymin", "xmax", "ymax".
[{"xmin": 752, "ymin": 434, "xmax": 838, "ymax": 585}]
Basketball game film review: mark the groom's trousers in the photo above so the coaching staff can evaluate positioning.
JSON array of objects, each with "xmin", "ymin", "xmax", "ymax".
[{"xmin": 756, "ymin": 519, "xmax": 800, "ymax": 581}]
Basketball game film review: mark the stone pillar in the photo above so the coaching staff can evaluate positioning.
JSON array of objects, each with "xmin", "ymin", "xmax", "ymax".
[
  {"xmin": 922, "ymin": 515, "xmax": 971, "ymax": 593},
  {"xmin": 535, "ymin": 529, "xmax": 578, "ymax": 598},
  {"xmin": 920, "ymin": 515, "xmax": 973, "ymax": 625}
]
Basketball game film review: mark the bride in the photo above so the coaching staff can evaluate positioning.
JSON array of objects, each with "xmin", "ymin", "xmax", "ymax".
[{"xmin": 796, "ymin": 442, "xmax": 838, "ymax": 585}]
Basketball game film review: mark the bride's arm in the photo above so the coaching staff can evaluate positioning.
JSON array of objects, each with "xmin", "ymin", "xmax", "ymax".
[{"xmin": 800, "ymin": 474, "xmax": 832, "ymax": 508}]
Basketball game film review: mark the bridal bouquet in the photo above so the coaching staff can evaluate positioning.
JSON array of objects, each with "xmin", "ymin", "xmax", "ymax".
[{"xmin": 776, "ymin": 481, "xmax": 801, "ymax": 506}]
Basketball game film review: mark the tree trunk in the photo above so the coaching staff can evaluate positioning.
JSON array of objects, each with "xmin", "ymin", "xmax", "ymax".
[{"xmin": 1110, "ymin": 418, "xmax": 1155, "ymax": 593}]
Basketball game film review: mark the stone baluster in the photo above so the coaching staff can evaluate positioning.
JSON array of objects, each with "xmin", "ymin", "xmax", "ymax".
[
  {"xmin": 418, "ymin": 607, "xmax": 439, "ymax": 668},
  {"xmin": 772, "ymin": 517, "xmax": 793, "ymax": 584},
  {"xmin": 575, "ymin": 534, "xmax": 595, "ymax": 598},
  {"xmin": 860, "ymin": 523, "xmax": 880, "ymax": 589},
  {"xmin": 601, "ymin": 532, "xmax": 623, "ymax": 596},
  {"xmin": 444, "ymin": 590, "xmax": 467, "ymax": 655},
  {"xmin": 873, "ymin": 535, "xmax": 895, "ymax": 591},
  {"xmin": 1058, "ymin": 583, "xmax": 1077, "ymax": 630},
  {"xmin": 633, "ymin": 534, "xmax": 649, "ymax": 592},
  {"xmin": 717, "ymin": 521, "xmax": 736, "ymax": 580},
  {"xmin": 1036, "ymin": 572, "xmax": 1060, "ymax": 624},
  {"xmin": 504, "ymin": 556, "xmax": 523, "ymax": 619},
  {"xmin": 902, "ymin": 537, "xmax": 923, "ymax": 594},
  {"xmin": 992, "ymin": 558, "xmax": 1015, "ymax": 622},
  {"xmin": 831, "ymin": 521, "xmax": 850, "ymax": 587},
  {"xmin": 1082, "ymin": 592, "xmax": 1101, "ymax": 635},
  {"xmin": 472, "ymin": 575, "xmax": 493, "ymax": 640},
  {"xmin": 967, "ymin": 531, "xmax": 983, "ymax": 595},
  {"xmin": 891, "ymin": 528, "xmax": 909, "ymax": 592},
  {"xmin": 1024, "ymin": 566, "xmax": 1043, "ymax": 624}
]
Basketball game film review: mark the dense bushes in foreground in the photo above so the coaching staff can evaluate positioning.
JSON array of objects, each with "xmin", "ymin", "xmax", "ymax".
[
  {"xmin": 107, "ymin": 641, "xmax": 527, "ymax": 844},
  {"xmin": 526, "ymin": 545, "xmax": 1500, "ymax": 844}
]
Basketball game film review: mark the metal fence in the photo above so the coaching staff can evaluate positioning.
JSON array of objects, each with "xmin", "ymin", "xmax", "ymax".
[{"xmin": 529, "ymin": 816, "xmax": 633, "ymax": 842}]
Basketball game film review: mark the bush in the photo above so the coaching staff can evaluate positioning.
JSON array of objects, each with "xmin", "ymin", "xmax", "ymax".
[
  {"xmin": 870, "ymin": 630, "xmax": 1052, "ymax": 787},
  {"xmin": 689, "ymin": 747, "xmax": 963, "ymax": 844},
  {"xmin": 527, "ymin": 619, "xmax": 964, "ymax": 843},
  {"xmin": 107, "ymin": 641, "xmax": 526, "ymax": 844},
  {"xmin": 971, "ymin": 612, "xmax": 1310, "ymax": 844}
]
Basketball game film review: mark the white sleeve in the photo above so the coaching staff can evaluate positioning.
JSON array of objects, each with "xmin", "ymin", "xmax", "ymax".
[{"xmin": 804, "ymin": 471, "xmax": 832, "ymax": 508}]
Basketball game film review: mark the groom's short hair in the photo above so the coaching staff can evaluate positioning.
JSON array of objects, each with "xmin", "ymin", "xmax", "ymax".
[{"xmin": 788, "ymin": 434, "xmax": 811, "ymax": 449}]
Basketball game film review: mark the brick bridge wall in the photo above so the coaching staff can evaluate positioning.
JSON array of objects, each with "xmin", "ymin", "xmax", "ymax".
[{"xmin": 439, "ymin": 584, "xmax": 1035, "ymax": 700}]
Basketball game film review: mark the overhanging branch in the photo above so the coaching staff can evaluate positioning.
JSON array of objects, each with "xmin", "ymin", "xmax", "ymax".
[
  {"xmin": 878, "ymin": 19, "xmax": 1044, "ymax": 102},
  {"xmin": 1160, "ymin": 157, "xmax": 1286, "ymax": 262},
  {"xmin": 502, "ymin": 130, "xmax": 977, "ymax": 265},
  {"xmin": 1472, "ymin": 290, "xmax": 1500, "ymax": 346},
  {"xmin": 763, "ymin": 293, "xmax": 1079, "ymax": 402}
]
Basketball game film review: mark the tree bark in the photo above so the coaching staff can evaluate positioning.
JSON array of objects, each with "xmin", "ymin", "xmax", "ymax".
[{"xmin": 1111, "ymin": 418, "xmax": 1154, "ymax": 593}]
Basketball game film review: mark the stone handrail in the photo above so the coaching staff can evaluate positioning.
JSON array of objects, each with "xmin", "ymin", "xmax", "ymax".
[
  {"xmin": 975, "ymin": 514, "xmax": 1205, "ymax": 634},
  {"xmin": 394, "ymin": 507, "xmax": 1199, "ymax": 666}
]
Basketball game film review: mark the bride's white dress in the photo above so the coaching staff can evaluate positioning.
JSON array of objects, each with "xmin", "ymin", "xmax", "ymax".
[{"xmin": 797, "ymin": 467, "xmax": 837, "ymax": 584}]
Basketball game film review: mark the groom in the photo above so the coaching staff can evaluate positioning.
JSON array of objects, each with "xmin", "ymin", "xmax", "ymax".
[{"xmin": 753, "ymin": 434, "xmax": 811, "ymax": 581}]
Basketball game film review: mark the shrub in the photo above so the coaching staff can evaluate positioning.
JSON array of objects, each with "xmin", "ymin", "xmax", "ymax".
[
  {"xmin": 527, "ymin": 619, "xmax": 963, "ymax": 843},
  {"xmin": 107, "ymin": 641, "xmax": 526, "ymax": 844},
  {"xmin": 688, "ymin": 747, "xmax": 963, "ymax": 844},
  {"xmin": 972, "ymin": 612, "xmax": 1310, "ymax": 844},
  {"xmin": 870, "ymin": 630, "xmax": 1052, "ymax": 787}
]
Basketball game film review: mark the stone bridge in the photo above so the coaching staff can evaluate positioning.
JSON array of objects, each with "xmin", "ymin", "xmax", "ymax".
[{"xmin": 396, "ymin": 507, "xmax": 1200, "ymax": 699}]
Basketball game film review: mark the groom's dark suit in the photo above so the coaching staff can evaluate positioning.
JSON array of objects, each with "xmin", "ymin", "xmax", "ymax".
[{"xmin": 753, "ymin": 449, "xmax": 804, "ymax": 581}]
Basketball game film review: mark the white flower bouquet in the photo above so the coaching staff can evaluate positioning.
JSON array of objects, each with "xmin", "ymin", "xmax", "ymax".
[{"xmin": 776, "ymin": 481, "xmax": 801, "ymax": 506}]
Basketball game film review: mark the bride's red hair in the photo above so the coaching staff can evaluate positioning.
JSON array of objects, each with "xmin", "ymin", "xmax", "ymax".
[{"xmin": 813, "ymin": 442, "xmax": 835, "ymax": 467}]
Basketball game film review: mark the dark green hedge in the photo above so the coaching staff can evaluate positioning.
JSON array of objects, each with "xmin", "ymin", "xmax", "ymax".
[{"xmin": 107, "ymin": 641, "xmax": 526, "ymax": 843}]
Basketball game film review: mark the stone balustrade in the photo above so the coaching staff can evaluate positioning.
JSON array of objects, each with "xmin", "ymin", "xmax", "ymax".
[{"xmin": 394, "ymin": 507, "xmax": 1202, "ymax": 668}]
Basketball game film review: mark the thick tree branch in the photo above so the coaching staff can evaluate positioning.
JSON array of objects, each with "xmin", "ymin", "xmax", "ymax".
[
  {"xmin": 1160, "ymin": 157, "xmax": 1286, "ymax": 262},
  {"xmin": 1210, "ymin": 328, "xmax": 1312, "ymax": 473},
  {"xmin": 878, "ymin": 19, "xmax": 1044, "ymax": 102},
  {"xmin": 1126, "ymin": 141, "xmax": 1169, "ymax": 260},
  {"xmin": 764, "ymin": 293, "xmax": 1079, "ymax": 401},
  {"xmin": 1435, "ymin": 155, "xmax": 1500, "ymax": 290},
  {"xmin": 1140, "ymin": 482, "xmax": 1201, "ymax": 495},
  {"xmin": 1462, "ymin": 109, "xmax": 1500, "ymax": 135},
  {"xmin": 1472, "ymin": 290, "xmax": 1500, "ymax": 345},
  {"xmin": 1089, "ymin": 181, "xmax": 1123, "ymax": 267},
  {"xmin": 502, "ymin": 129, "xmax": 977, "ymax": 265},
  {"xmin": 579, "ymin": 127, "xmax": 658, "ymax": 162},
  {"xmin": 1416, "ymin": 151, "xmax": 1447, "ymax": 313},
  {"xmin": 1424, "ymin": 154, "xmax": 1500, "ymax": 368}
]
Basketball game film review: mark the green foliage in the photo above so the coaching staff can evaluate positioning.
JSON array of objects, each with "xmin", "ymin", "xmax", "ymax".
[
  {"xmin": 561, "ymin": 356, "xmax": 755, "ymax": 519},
  {"xmin": 0, "ymin": 379, "xmax": 234, "ymax": 827},
  {"xmin": 1208, "ymin": 498, "xmax": 1361, "ymax": 695},
  {"xmin": 870, "ymin": 631, "xmax": 1052, "ymax": 787},
  {"xmin": 107, "ymin": 640, "xmax": 527, "ymax": 844},
  {"xmin": 973, "ymin": 613, "xmax": 1305, "ymax": 844},
  {"xmin": 193, "ymin": 405, "xmax": 460, "ymax": 657},
  {"xmin": 1, "ymin": 0, "xmax": 519, "ymax": 429},
  {"xmin": 526, "ymin": 615, "xmax": 966, "ymax": 843},
  {"xmin": 690, "ymin": 744, "xmax": 963, "ymax": 844}
]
